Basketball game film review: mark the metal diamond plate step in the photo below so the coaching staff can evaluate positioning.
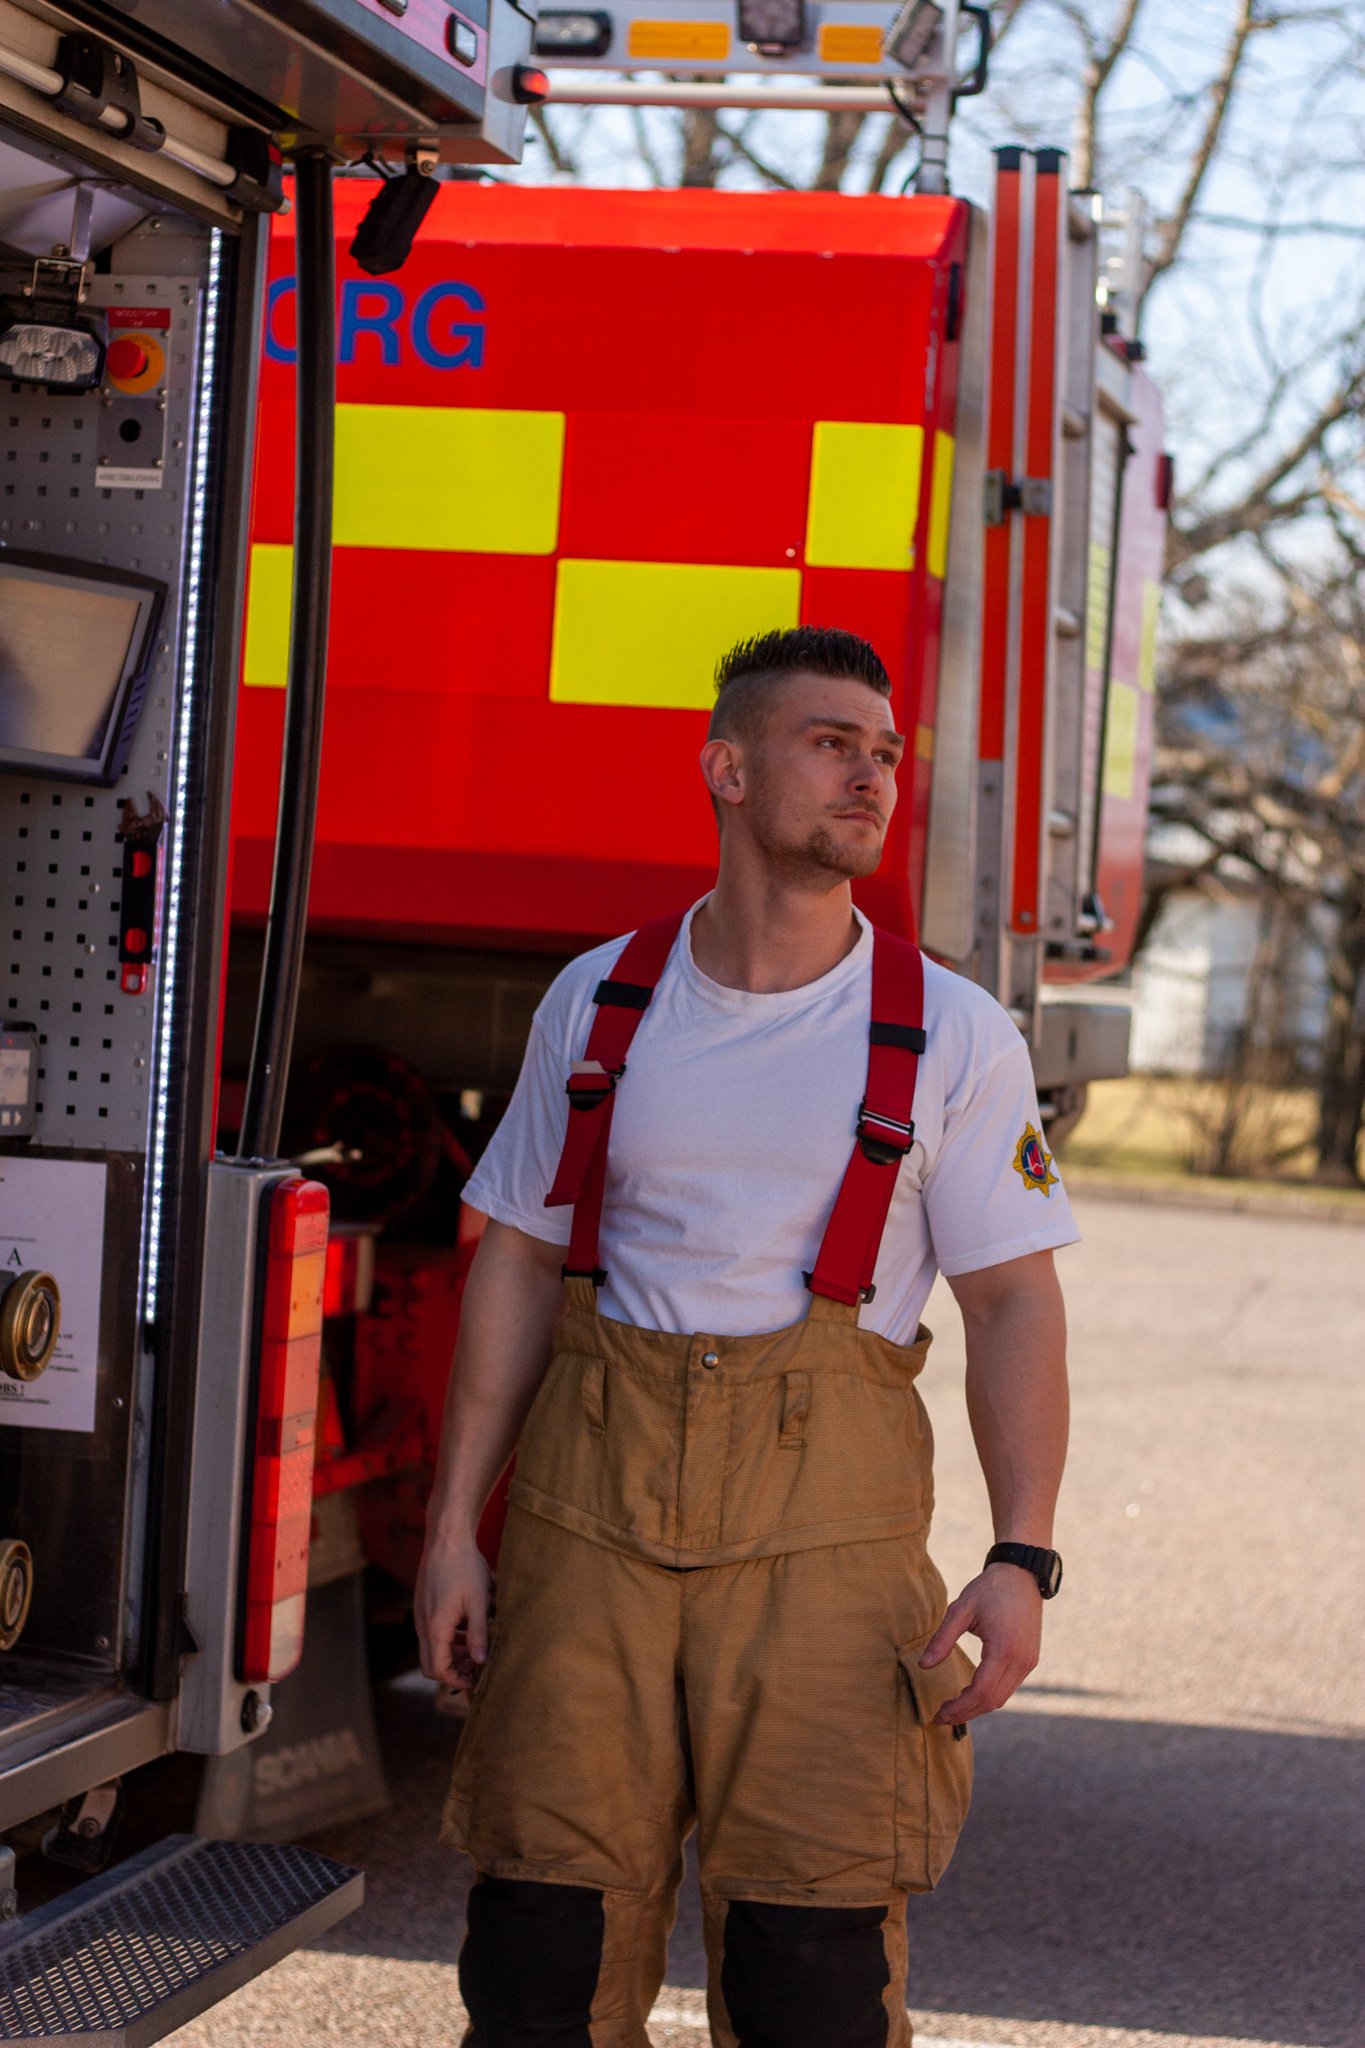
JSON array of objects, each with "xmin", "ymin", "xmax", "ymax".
[{"xmin": 0, "ymin": 1834, "xmax": 362, "ymax": 2045}]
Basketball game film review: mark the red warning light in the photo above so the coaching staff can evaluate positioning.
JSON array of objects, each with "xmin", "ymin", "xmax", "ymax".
[{"xmin": 511, "ymin": 64, "xmax": 551, "ymax": 102}]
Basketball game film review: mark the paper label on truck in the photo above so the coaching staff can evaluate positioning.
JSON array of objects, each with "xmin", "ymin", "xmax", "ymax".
[
  {"xmin": 99, "ymin": 468, "xmax": 165, "ymax": 490},
  {"xmin": 0, "ymin": 1158, "xmax": 107, "ymax": 1432}
]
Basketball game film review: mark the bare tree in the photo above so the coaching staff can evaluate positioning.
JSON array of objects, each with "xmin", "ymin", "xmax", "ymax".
[{"xmin": 1153, "ymin": 554, "xmax": 1365, "ymax": 1180}]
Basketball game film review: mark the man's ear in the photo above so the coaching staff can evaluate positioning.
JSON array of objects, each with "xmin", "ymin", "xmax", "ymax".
[{"xmin": 700, "ymin": 735, "xmax": 745, "ymax": 810}]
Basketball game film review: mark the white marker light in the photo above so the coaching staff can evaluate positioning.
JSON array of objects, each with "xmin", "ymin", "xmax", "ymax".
[
  {"xmin": 737, "ymin": 0, "xmax": 806, "ymax": 51},
  {"xmin": 532, "ymin": 8, "xmax": 613, "ymax": 55},
  {"xmin": 0, "ymin": 320, "xmax": 103, "ymax": 390},
  {"xmin": 881, "ymin": 0, "xmax": 942, "ymax": 67}
]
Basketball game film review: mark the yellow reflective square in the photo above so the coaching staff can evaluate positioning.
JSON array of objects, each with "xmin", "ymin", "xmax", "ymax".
[
  {"xmin": 1138, "ymin": 579, "xmax": 1161, "ymax": 692},
  {"xmin": 927, "ymin": 430, "xmax": 955, "ymax": 581},
  {"xmin": 1086, "ymin": 542, "xmax": 1111, "ymax": 671},
  {"xmin": 333, "ymin": 404, "xmax": 565, "ymax": 555},
  {"xmin": 817, "ymin": 23, "xmax": 884, "ymax": 62},
  {"xmin": 627, "ymin": 19, "xmax": 729, "ymax": 56},
  {"xmin": 1102, "ymin": 680, "xmax": 1140, "ymax": 799},
  {"xmin": 243, "ymin": 542, "xmax": 293, "ymax": 688},
  {"xmin": 550, "ymin": 560, "xmax": 802, "ymax": 709},
  {"xmin": 805, "ymin": 420, "xmax": 924, "ymax": 571}
]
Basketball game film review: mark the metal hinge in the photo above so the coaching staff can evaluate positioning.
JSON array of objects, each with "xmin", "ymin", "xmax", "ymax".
[{"xmin": 984, "ymin": 471, "xmax": 1054, "ymax": 525}]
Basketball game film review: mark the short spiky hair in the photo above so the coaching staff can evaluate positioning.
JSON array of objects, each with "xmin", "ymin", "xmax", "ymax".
[{"xmin": 709, "ymin": 626, "xmax": 891, "ymax": 744}]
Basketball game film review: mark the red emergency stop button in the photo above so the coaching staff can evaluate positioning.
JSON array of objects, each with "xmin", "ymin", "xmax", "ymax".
[{"xmin": 107, "ymin": 338, "xmax": 149, "ymax": 381}]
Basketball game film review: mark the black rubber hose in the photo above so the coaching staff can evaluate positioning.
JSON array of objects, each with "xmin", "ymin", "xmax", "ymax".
[{"xmin": 237, "ymin": 150, "xmax": 335, "ymax": 1161}]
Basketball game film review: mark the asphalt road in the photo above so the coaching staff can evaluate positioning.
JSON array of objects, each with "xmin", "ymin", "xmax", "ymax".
[{"xmin": 179, "ymin": 1195, "xmax": 1365, "ymax": 2048}]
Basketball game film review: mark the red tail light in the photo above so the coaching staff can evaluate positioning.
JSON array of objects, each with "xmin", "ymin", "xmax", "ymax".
[{"xmin": 239, "ymin": 1178, "xmax": 330, "ymax": 1684}]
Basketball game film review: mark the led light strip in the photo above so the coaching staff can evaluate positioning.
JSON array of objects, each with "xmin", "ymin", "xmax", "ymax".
[{"xmin": 142, "ymin": 229, "xmax": 222, "ymax": 1326}]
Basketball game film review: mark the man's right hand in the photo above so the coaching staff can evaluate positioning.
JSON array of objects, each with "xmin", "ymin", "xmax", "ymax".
[{"xmin": 416, "ymin": 1536, "xmax": 494, "ymax": 1692}]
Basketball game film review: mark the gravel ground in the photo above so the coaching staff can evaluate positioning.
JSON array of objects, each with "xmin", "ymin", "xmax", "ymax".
[{"xmin": 177, "ymin": 1197, "xmax": 1365, "ymax": 2048}]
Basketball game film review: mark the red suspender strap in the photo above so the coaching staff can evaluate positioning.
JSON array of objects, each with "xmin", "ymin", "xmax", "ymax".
[
  {"xmin": 806, "ymin": 930, "xmax": 926, "ymax": 1309},
  {"xmin": 544, "ymin": 910, "xmax": 687, "ymax": 1283}
]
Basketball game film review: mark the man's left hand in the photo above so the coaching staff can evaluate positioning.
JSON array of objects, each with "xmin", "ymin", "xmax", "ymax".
[{"xmin": 916, "ymin": 1562, "xmax": 1043, "ymax": 1725}]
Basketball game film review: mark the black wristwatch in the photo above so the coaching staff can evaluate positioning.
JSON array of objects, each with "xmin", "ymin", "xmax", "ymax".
[{"xmin": 985, "ymin": 1541, "xmax": 1063, "ymax": 1599}]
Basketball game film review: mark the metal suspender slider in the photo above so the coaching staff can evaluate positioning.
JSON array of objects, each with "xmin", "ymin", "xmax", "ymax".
[
  {"xmin": 565, "ymin": 1060, "xmax": 621, "ymax": 1112},
  {"xmin": 856, "ymin": 1103, "xmax": 916, "ymax": 1167}
]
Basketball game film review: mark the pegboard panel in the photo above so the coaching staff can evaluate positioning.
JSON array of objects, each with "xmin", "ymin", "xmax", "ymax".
[{"xmin": 0, "ymin": 270, "xmax": 204, "ymax": 1152}]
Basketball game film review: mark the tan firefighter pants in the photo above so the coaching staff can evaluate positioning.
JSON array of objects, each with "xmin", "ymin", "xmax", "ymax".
[{"xmin": 443, "ymin": 1283, "xmax": 975, "ymax": 2047}]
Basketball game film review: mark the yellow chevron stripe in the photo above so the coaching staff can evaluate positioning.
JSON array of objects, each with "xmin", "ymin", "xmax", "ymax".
[
  {"xmin": 550, "ymin": 559, "xmax": 802, "ymax": 709},
  {"xmin": 927, "ymin": 430, "xmax": 955, "ymax": 581},
  {"xmin": 243, "ymin": 542, "xmax": 292, "ymax": 689},
  {"xmin": 333, "ymin": 403, "xmax": 565, "ymax": 555},
  {"xmin": 805, "ymin": 420, "xmax": 923, "ymax": 572}
]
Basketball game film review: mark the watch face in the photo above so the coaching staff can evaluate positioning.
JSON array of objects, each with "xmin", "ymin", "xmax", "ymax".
[{"xmin": 1042, "ymin": 1551, "xmax": 1063, "ymax": 1597}]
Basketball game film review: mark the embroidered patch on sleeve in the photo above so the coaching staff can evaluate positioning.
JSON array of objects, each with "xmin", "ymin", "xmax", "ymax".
[{"xmin": 1011, "ymin": 1122, "xmax": 1059, "ymax": 1197}]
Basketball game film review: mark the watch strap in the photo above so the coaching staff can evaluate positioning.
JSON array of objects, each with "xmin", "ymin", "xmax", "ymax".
[{"xmin": 985, "ymin": 1541, "xmax": 1062, "ymax": 1599}]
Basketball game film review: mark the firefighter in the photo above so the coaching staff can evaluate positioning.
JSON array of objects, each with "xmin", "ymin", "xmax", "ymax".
[{"xmin": 417, "ymin": 625, "xmax": 1076, "ymax": 2047}]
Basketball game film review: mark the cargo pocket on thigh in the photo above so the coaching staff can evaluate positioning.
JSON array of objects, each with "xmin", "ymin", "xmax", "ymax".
[{"xmin": 892, "ymin": 1635, "xmax": 975, "ymax": 1892}]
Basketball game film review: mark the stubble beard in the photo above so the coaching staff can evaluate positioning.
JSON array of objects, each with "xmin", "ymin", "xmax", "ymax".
[
  {"xmin": 746, "ymin": 758, "xmax": 885, "ymax": 883},
  {"xmin": 756, "ymin": 816, "xmax": 884, "ymax": 884}
]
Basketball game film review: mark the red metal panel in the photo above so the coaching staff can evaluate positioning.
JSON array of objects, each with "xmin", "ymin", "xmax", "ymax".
[
  {"xmin": 1010, "ymin": 154, "xmax": 1063, "ymax": 936},
  {"xmin": 322, "ymin": 177, "xmax": 963, "ymax": 259},
  {"xmin": 234, "ymin": 184, "xmax": 970, "ymax": 952},
  {"xmin": 327, "ymin": 550, "xmax": 556, "ymax": 698},
  {"xmin": 560, "ymin": 413, "xmax": 810, "ymax": 566},
  {"xmin": 1078, "ymin": 366, "xmax": 1165, "ymax": 980},
  {"xmin": 978, "ymin": 151, "xmax": 1023, "ymax": 765},
  {"xmin": 262, "ymin": 209, "xmax": 938, "ymax": 421},
  {"xmin": 902, "ymin": 211, "xmax": 970, "ymax": 926}
]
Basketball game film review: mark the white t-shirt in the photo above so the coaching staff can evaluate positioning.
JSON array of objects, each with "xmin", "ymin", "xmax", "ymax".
[{"xmin": 463, "ymin": 903, "xmax": 1079, "ymax": 1344}]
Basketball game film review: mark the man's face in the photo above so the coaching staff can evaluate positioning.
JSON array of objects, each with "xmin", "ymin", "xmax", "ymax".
[{"xmin": 730, "ymin": 672, "xmax": 904, "ymax": 882}]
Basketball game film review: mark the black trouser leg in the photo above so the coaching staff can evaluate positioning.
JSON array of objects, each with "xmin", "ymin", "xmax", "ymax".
[
  {"xmin": 719, "ymin": 1899, "xmax": 898, "ymax": 2048},
  {"xmin": 459, "ymin": 1876, "xmax": 605, "ymax": 2046}
]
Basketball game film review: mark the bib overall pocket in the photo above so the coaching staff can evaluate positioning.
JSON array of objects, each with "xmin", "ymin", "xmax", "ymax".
[{"xmin": 892, "ymin": 1633, "xmax": 975, "ymax": 1892}]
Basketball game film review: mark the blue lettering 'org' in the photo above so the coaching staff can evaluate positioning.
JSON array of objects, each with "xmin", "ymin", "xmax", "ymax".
[{"xmin": 265, "ymin": 277, "xmax": 486, "ymax": 370}]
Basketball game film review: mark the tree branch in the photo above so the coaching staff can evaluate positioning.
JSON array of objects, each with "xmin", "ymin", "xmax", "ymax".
[
  {"xmin": 1071, "ymin": 0, "xmax": 1145, "ymax": 188},
  {"xmin": 679, "ymin": 105, "xmax": 724, "ymax": 187},
  {"xmin": 717, "ymin": 122, "xmax": 799, "ymax": 189},
  {"xmin": 813, "ymin": 109, "xmax": 867, "ymax": 192},
  {"xmin": 1170, "ymin": 354, "xmax": 1365, "ymax": 566},
  {"xmin": 867, "ymin": 114, "xmax": 912, "ymax": 193},
  {"xmin": 624, "ymin": 106, "xmax": 668, "ymax": 187},
  {"xmin": 1140, "ymin": 0, "xmax": 1261, "ymax": 306},
  {"xmin": 529, "ymin": 107, "xmax": 579, "ymax": 178}
]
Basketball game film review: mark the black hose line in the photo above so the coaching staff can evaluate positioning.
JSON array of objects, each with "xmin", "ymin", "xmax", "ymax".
[{"xmin": 238, "ymin": 150, "xmax": 336, "ymax": 1162}]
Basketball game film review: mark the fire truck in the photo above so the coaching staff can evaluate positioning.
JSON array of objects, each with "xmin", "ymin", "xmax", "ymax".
[
  {"xmin": 220, "ymin": 30, "xmax": 1168, "ymax": 1664},
  {"xmin": 0, "ymin": 0, "xmax": 539, "ymax": 2030},
  {"xmin": 0, "ymin": 0, "xmax": 1165, "ymax": 2030}
]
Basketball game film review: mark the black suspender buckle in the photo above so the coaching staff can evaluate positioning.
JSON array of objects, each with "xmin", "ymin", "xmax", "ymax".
[
  {"xmin": 856, "ymin": 1101, "xmax": 915, "ymax": 1166},
  {"xmin": 565, "ymin": 1060, "xmax": 622, "ymax": 1112},
  {"xmin": 869, "ymin": 1020, "xmax": 927, "ymax": 1052},
  {"xmin": 803, "ymin": 1269, "xmax": 876, "ymax": 1304},
  {"xmin": 593, "ymin": 977, "xmax": 652, "ymax": 1010},
  {"xmin": 562, "ymin": 1263, "xmax": 609, "ymax": 1287}
]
